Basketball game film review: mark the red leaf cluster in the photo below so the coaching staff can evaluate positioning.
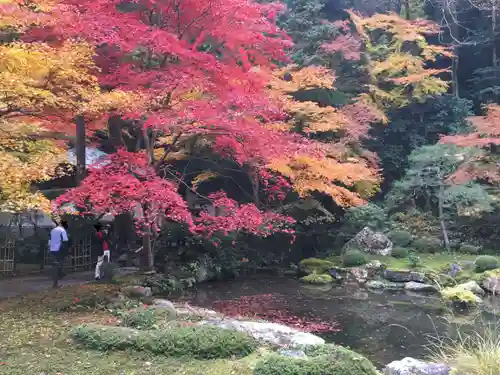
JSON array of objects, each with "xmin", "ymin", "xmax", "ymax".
[
  {"xmin": 54, "ymin": 149, "xmax": 192, "ymax": 230},
  {"xmin": 44, "ymin": 0, "xmax": 319, "ymax": 167},
  {"xmin": 55, "ymin": 150, "xmax": 295, "ymax": 236},
  {"xmin": 321, "ymin": 34, "xmax": 362, "ymax": 61},
  {"xmin": 441, "ymin": 104, "xmax": 500, "ymax": 147},
  {"xmin": 212, "ymin": 294, "xmax": 340, "ymax": 333}
]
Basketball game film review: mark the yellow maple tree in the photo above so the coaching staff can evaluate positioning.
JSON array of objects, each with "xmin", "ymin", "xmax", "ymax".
[
  {"xmin": 266, "ymin": 65, "xmax": 381, "ymax": 206},
  {"xmin": 268, "ymin": 65, "xmax": 351, "ymax": 134},
  {"xmin": 345, "ymin": 10, "xmax": 452, "ymax": 109},
  {"xmin": 0, "ymin": 0, "xmax": 140, "ymax": 212},
  {"xmin": 268, "ymin": 154, "xmax": 379, "ymax": 207},
  {"xmin": 0, "ymin": 120, "xmax": 66, "ymax": 213}
]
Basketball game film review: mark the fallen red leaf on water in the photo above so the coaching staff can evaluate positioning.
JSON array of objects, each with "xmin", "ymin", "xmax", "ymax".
[{"xmin": 211, "ymin": 294, "xmax": 340, "ymax": 333}]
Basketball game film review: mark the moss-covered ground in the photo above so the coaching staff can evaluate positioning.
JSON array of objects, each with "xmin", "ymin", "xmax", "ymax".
[
  {"xmin": 328, "ymin": 253, "xmax": 478, "ymax": 272},
  {"xmin": 0, "ymin": 284, "xmax": 265, "ymax": 375}
]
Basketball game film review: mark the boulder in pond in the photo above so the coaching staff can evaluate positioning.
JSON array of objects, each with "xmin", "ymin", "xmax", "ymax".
[
  {"xmin": 384, "ymin": 269, "xmax": 425, "ymax": 283},
  {"xmin": 404, "ymin": 281, "xmax": 438, "ymax": 293},
  {"xmin": 482, "ymin": 271, "xmax": 500, "ymax": 294},
  {"xmin": 447, "ymin": 263, "xmax": 462, "ymax": 277},
  {"xmin": 200, "ymin": 319, "xmax": 325, "ymax": 347},
  {"xmin": 342, "ymin": 227, "xmax": 393, "ymax": 256},
  {"xmin": 384, "ymin": 357, "xmax": 450, "ymax": 375},
  {"xmin": 348, "ymin": 267, "xmax": 368, "ymax": 283},
  {"xmin": 365, "ymin": 280, "xmax": 406, "ymax": 290},
  {"xmin": 457, "ymin": 281, "xmax": 485, "ymax": 296}
]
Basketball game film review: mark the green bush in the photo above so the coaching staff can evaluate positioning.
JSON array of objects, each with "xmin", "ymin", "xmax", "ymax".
[
  {"xmin": 300, "ymin": 273, "xmax": 334, "ymax": 285},
  {"xmin": 441, "ymin": 287, "xmax": 479, "ymax": 307},
  {"xmin": 391, "ymin": 247, "xmax": 409, "ymax": 259},
  {"xmin": 342, "ymin": 250, "xmax": 368, "ymax": 267},
  {"xmin": 119, "ymin": 307, "xmax": 175, "ymax": 329},
  {"xmin": 413, "ymin": 237, "xmax": 442, "ymax": 253},
  {"xmin": 253, "ymin": 344, "xmax": 378, "ymax": 375},
  {"xmin": 407, "ymin": 253, "xmax": 421, "ymax": 268},
  {"xmin": 299, "ymin": 258, "xmax": 334, "ymax": 274},
  {"xmin": 475, "ymin": 255, "xmax": 499, "ymax": 273},
  {"xmin": 71, "ymin": 323, "xmax": 257, "ymax": 359},
  {"xmin": 459, "ymin": 244, "xmax": 480, "ymax": 255},
  {"xmin": 389, "ymin": 230, "xmax": 413, "ymax": 246}
]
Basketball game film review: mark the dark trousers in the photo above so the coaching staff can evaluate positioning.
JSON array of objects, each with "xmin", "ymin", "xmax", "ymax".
[{"xmin": 50, "ymin": 251, "xmax": 66, "ymax": 280}]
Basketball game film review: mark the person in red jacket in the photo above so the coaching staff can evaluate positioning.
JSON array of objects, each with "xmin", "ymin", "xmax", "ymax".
[{"xmin": 94, "ymin": 223, "xmax": 110, "ymax": 280}]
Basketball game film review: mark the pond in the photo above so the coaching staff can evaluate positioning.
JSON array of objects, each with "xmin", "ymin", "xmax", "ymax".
[{"xmin": 174, "ymin": 276, "xmax": 500, "ymax": 367}]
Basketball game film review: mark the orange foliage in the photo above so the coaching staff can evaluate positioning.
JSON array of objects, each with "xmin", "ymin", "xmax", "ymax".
[
  {"xmin": 268, "ymin": 65, "xmax": 383, "ymax": 136},
  {"xmin": 268, "ymin": 154, "xmax": 379, "ymax": 207},
  {"xmin": 265, "ymin": 65, "xmax": 381, "ymax": 206}
]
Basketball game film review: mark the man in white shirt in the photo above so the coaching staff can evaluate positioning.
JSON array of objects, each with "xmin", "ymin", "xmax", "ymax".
[{"xmin": 48, "ymin": 220, "xmax": 69, "ymax": 282}]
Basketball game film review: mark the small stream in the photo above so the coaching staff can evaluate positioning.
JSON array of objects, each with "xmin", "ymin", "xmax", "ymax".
[{"xmin": 174, "ymin": 276, "xmax": 500, "ymax": 367}]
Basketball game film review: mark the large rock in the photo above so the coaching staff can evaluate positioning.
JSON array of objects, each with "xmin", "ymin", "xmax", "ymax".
[
  {"xmin": 152, "ymin": 298, "xmax": 177, "ymax": 316},
  {"xmin": 343, "ymin": 227, "xmax": 393, "ymax": 256},
  {"xmin": 447, "ymin": 264, "xmax": 462, "ymax": 277},
  {"xmin": 201, "ymin": 319, "xmax": 325, "ymax": 347},
  {"xmin": 195, "ymin": 257, "xmax": 217, "ymax": 283},
  {"xmin": 457, "ymin": 281, "xmax": 485, "ymax": 296},
  {"xmin": 482, "ymin": 273, "xmax": 500, "ymax": 295},
  {"xmin": 404, "ymin": 281, "xmax": 438, "ymax": 293},
  {"xmin": 174, "ymin": 303, "xmax": 220, "ymax": 318},
  {"xmin": 121, "ymin": 285, "xmax": 152, "ymax": 299},
  {"xmin": 384, "ymin": 269, "xmax": 425, "ymax": 283},
  {"xmin": 366, "ymin": 280, "xmax": 406, "ymax": 290},
  {"xmin": 278, "ymin": 349, "xmax": 307, "ymax": 358},
  {"xmin": 384, "ymin": 357, "xmax": 450, "ymax": 375},
  {"xmin": 348, "ymin": 267, "xmax": 369, "ymax": 283}
]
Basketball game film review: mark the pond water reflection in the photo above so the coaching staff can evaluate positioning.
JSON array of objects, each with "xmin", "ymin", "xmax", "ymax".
[{"xmin": 174, "ymin": 276, "xmax": 500, "ymax": 367}]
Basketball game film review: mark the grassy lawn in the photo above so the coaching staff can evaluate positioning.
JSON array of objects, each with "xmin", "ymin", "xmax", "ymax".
[{"xmin": 0, "ymin": 285, "xmax": 263, "ymax": 375}]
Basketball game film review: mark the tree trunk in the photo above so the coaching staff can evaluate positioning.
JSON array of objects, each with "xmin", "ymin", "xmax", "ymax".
[
  {"xmin": 107, "ymin": 115, "xmax": 126, "ymax": 150},
  {"xmin": 75, "ymin": 115, "xmax": 86, "ymax": 185},
  {"xmin": 438, "ymin": 185, "xmax": 450, "ymax": 250},
  {"xmin": 493, "ymin": 1, "xmax": 498, "ymax": 102},
  {"xmin": 451, "ymin": 54, "xmax": 460, "ymax": 98},
  {"xmin": 448, "ymin": 2, "xmax": 460, "ymax": 98},
  {"xmin": 141, "ymin": 227, "xmax": 155, "ymax": 273},
  {"xmin": 249, "ymin": 167, "xmax": 260, "ymax": 207},
  {"xmin": 403, "ymin": 0, "xmax": 411, "ymax": 19},
  {"xmin": 493, "ymin": 2, "xmax": 497, "ymax": 68}
]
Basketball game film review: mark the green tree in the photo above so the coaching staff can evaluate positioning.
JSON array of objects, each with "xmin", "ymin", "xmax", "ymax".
[{"xmin": 386, "ymin": 144, "xmax": 494, "ymax": 249}]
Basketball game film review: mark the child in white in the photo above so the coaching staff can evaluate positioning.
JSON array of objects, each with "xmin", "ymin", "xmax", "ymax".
[{"xmin": 94, "ymin": 224, "xmax": 110, "ymax": 280}]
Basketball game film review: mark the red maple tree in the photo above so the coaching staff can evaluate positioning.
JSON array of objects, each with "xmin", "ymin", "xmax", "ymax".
[{"xmin": 44, "ymin": 0, "xmax": 304, "ymax": 268}]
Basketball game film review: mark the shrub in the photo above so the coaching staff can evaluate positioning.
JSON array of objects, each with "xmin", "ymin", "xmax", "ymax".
[
  {"xmin": 299, "ymin": 258, "xmax": 334, "ymax": 275},
  {"xmin": 429, "ymin": 322, "xmax": 500, "ymax": 375},
  {"xmin": 407, "ymin": 253, "xmax": 421, "ymax": 268},
  {"xmin": 391, "ymin": 247, "xmax": 409, "ymax": 259},
  {"xmin": 119, "ymin": 307, "xmax": 175, "ymax": 329},
  {"xmin": 475, "ymin": 256, "xmax": 499, "ymax": 273},
  {"xmin": 343, "ymin": 204, "xmax": 387, "ymax": 231},
  {"xmin": 459, "ymin": 244, "xmax": 481, "ymax": 255},
  {"xmin": 413, "ymin": 237, "xmax": 442, "ymax": 253},
  {"xmin": 71, "ymin": 323, "xmax": 257, "ymax": 359},
  {"xmin": 389, "ymin": 230, "xmax": 413, "ymax": 247},
  {"xmin": 441, "ymin": 287, "xmax": 479, "ymax": 307},
  {"xmin": 50, "ymin": 284, "xmax": 122, "ymax": 312},
  {"xmin": 253, "ymin": 344, "xmax": 378, "ymax": 375},
  {"xmin": 300, "ymin": 273, "xmax": 334, "ymax": 285},
  {"xmin": 342, "ymin": 250, "xmax": 368, "ymax": 267}
]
